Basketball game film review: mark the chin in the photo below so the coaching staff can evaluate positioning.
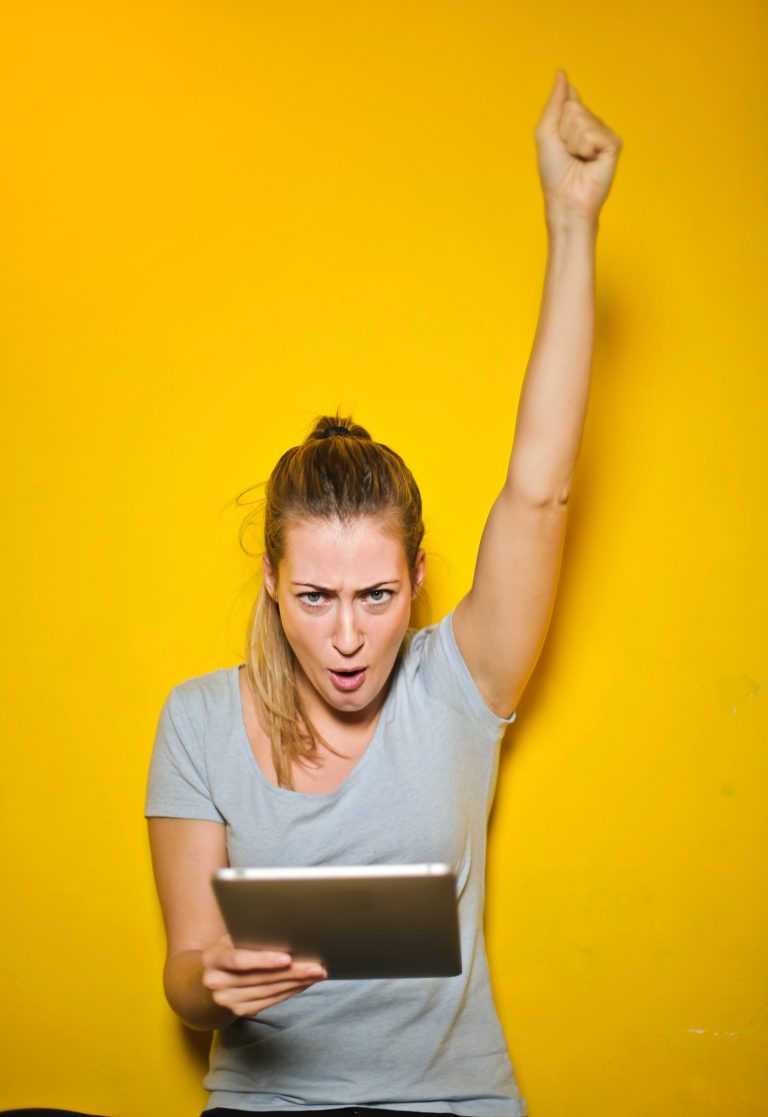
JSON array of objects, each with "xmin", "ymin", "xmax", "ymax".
[
  {"xmin": 328, "ymin": 691, "xmax": 368, "ymax": 712},
  {"xmin": 326, "ymin": 683, "xmax": 380, "ymax": 715}
]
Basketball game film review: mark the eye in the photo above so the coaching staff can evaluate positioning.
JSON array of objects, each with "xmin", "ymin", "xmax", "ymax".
[
  {"xmin": 298, "ymin": 591, "xmax": 329, "ymax": 609},
  {"xmin": 364, "ymin": 588, "xmax": 394, "ymax": 607}
]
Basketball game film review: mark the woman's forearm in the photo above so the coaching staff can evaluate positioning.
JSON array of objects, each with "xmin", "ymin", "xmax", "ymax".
[
  {"xmin": 164, "ymin": 949, "xmax": 235, "ymax": 1032},
  {"xmin": 506, "ymin": 211, "xmax": 598, "ymax": 507}
]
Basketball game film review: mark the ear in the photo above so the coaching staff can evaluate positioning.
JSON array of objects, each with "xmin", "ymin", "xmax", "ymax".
[
  {"xmin": 262, "ymin": 553, "xmax": 278, "ymax": 600},
  {"xmin": 411, "ymin": 548, "xmax": 426, "ymax": 599}
]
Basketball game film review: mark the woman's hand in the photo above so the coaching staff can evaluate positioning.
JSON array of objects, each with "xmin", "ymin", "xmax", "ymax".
[
  {"xmin": 535, "ymin": 69, "xmax": 622, "ymax": 224},
  {"xmin": 201, "ymin": 934, "xmax": 327, "ymax": 1018}
]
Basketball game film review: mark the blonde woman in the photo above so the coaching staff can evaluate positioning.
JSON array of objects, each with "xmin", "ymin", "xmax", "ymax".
[{"xmin": 144, "ymin": 70, "xmax": 622, "ymax": 1117}]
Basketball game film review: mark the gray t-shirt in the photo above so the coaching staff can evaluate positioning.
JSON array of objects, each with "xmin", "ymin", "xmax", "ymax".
[{"xmin": 146, "ymin": 611, "xmax": 526, "ymax": 1116}]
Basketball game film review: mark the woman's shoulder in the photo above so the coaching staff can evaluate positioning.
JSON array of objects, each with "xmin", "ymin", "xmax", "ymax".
[
  {"xmin": 399, "ymin": 610, "xmax": 516, "ymax": 731},
  {"xmin": 162, "ymin": 664, "xmax": 241, "ymax": 721},
  {"xmin": 148, "ymin": 667, "xmax": 239, "ymax": 820},
  {"xmin": 397, "ymin": 611, "xmax": 458, "ymax": 685},
  {"xmin": 403, "ymin": 610, "xmax": 453, "ymax": 659}
]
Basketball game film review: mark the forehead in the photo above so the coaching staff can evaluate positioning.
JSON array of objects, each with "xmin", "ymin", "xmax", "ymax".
[{"xmin": 280, "ymin": 516, "xmax": 408, "ymax": 582}]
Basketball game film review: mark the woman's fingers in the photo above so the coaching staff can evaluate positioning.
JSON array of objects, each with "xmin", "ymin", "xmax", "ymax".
[
  {"xmin": 211, "ymin": 975, "xmax": 318, "ymax": 1009},
  {"xmin": 217, "ymin": 982, "xmax": 318, "ymax": 1017},
  {"xmin": 204, "ymin": 970, "xmax": 327, "ymax": 1018},
  {"xmin": 224, "ymin": 948, "xmax": 294, "ymax": 971},
  {"xmin": 561, "ymin": 101, "xmax": 617, "ymax": 160},
  {"xmin": 567, "ymin": 121, "xmax": 612, "ymax": 161},
  {"xmin": 200, "ymin": 934, "xmax": 328, "ymax": 1016},
  {"xmin": 204, "ymin": 961, "xmax": 326, "ymax": 991},
  {"xmin": 534, "ymin": 68, "xmax": 570, "ymax": 140},
  {"xmin": 202, "ymin": 937, "xmax": 292, "ymax": 973}
]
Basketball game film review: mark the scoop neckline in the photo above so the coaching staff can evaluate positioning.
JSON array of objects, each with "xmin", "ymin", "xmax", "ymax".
[{"xmin": 228, "ymin": 665, "xmax": 391, "ymax": 801}]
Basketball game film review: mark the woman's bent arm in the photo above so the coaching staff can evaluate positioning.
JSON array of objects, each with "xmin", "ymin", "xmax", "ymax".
[
  {"xmin": 453, "ymin": 70, "xmax": 622, "ymax": 717},
  {"xmin": 149, "ymin": 817, "xmax": 326, "ymax": 1030}
]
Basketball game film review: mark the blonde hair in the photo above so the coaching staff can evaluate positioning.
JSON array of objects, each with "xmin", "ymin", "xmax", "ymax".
[{"xmin": 240, "ymin": 414, "xmax": 424, "ymax": 789}]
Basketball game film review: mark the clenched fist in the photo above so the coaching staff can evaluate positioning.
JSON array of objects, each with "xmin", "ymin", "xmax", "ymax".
[{"xmin": 535, "ymin": 69, "xmax": 622, "ymax": 224}]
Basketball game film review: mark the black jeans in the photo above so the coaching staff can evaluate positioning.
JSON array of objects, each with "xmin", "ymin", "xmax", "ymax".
[
  {"xmin": 205, "ymin": 1111, "xmax": 462, "ymax": 1117},
  {"xmin": 1, "ymin": 1112, "xmax": 110, "ymax": 1117},
  {"xmin": 1, "ymin": 1111, "xmax": 463, "ymax": 1117}
]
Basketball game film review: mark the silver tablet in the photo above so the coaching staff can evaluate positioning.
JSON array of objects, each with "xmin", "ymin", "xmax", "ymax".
[{"xmin": 212, "ymin": 863, "xmax": 462, "ymax": 979}]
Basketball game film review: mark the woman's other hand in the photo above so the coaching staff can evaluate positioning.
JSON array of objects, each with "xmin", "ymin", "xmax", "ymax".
[
  {"xmin": 535, "ymin": 68, "xmax": 622, "ymax": 224},
  {"xmin": 201, "ymin": 934, "xmax": 327, "ymax": 1017}
]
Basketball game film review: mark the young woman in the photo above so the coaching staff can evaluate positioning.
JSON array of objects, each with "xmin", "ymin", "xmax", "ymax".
[{"xmin": 145, "ymin": 69, "xmax": 622, "ymax": 1117}]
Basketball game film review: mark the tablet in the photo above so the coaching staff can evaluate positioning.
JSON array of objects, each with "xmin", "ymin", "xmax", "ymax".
[{"xmin": 212, "ymin": 863, "xmax": 462, "ymax": 979}]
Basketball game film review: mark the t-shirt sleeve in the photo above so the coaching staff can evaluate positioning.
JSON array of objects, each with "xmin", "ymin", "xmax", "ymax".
[
  {"xmin": 416, "ymin": 610, "xmax": 517, "ymax": 738},
  {"xmin": 145, "ymin": 684, "xmax": 224, "ymax": 822}
]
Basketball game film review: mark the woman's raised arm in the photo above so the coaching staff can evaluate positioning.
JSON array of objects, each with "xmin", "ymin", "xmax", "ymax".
[{"xmin": 452, "ymin": 69, "xmax": 622, "ymax": 717}]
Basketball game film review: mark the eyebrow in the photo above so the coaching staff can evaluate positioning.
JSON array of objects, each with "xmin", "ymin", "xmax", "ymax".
[{"xmin": 289, "ymin": 579, "xmax": 402, "ymax": 592}]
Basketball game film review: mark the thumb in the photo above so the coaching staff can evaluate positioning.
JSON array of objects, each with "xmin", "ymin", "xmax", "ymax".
[{"xmin": 537, "ymin": 68, "xmax": 570, "ymax": 134}]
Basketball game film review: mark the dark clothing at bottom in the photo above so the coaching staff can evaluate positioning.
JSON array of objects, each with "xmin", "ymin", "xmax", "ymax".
[
  {"xmin": 205, "ymin": 1111, "xmax": 463, "ymax": 1117},
  {"xmin": 0, "ymin": 1111, "xmax": 110, "ymax": 1117},
  {"xmin": 1, "ymin": 1109, "xmax": 465, "ymax": 1117}
]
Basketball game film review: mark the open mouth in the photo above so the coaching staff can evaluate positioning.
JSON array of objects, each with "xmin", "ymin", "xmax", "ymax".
[{"xmin": 328, "ymin": 668, "xmax": 368, "ymax": 692}]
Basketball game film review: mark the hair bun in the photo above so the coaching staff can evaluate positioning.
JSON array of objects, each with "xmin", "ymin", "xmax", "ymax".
[
  {"xmin": 321, "ymin": 425, "xmax": 354, "ymax": 439},
  {"xmin": 308, "ymin": 414, "xmax": 371, "ymax": 442}
]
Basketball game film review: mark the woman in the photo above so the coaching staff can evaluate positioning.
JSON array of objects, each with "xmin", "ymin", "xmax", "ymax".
[{"xmin": 145, "ymin": 69, "xmax": 622, "ymax": 1117}]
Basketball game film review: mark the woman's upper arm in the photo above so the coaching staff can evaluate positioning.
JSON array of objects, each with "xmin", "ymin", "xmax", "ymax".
[
  {"xmin": 148, "ymin": 817, "xmax": 229, "ymax": 960},
  {"xmin": 452, "ymin": 486, "xmax": 568, "ymax": 718}
]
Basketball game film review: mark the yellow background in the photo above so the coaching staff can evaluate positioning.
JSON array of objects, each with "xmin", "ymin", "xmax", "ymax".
[{"xmin": 2, "ymin": 2, "xmax": 766, "ymax": 1115}]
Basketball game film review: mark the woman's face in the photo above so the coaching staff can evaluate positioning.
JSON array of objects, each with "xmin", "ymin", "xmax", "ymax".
[{"xmin": 264, "ymin": 515, "xmax": 425, "ymax": 722}]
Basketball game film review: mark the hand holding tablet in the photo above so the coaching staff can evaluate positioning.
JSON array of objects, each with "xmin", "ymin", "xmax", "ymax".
[{"xmin": 199, "ymin": 932, "xmax": 329, "ymax": 1018}]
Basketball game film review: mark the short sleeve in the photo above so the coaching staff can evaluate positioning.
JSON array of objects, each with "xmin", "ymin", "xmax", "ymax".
[
  {"xmin": 415, "ymin": 610, "xmax": 517, "ymax": 737},
  {"xmin": 145, "ymin": 685, "xmax": 224, "ymax": 821}
]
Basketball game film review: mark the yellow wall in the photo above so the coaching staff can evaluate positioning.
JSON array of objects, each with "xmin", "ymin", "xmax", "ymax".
[{"xmin": 2, "ymin": 2, "xmax": 766, "ymax": 1115}]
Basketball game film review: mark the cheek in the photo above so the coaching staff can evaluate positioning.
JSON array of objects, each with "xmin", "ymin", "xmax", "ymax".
[
  {"xmin": 381, "ymin": 609, "xmax": 411, "ymax": 652},
  {"xmin": 287, "ymin": 619, "xmax": 318, "ymax": 651},
  {"xmin": 278, "ymin": 606, "xmax": 316, "ymax": 657}
]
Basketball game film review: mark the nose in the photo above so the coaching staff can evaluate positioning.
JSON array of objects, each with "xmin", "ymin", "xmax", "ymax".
[{"xmin": 332, "ymin": 602, "xmax": 364, "ymax": 657}]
